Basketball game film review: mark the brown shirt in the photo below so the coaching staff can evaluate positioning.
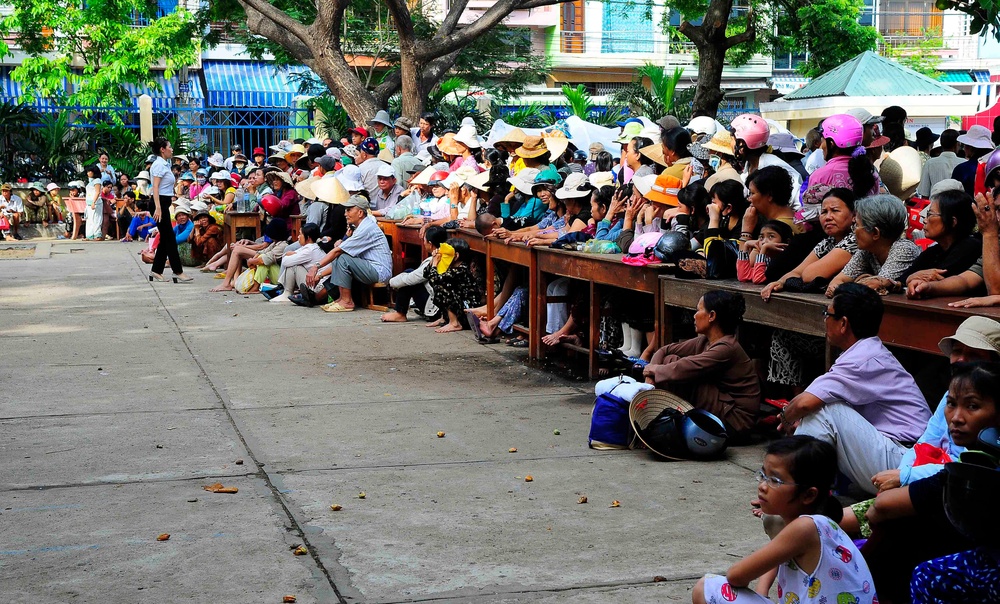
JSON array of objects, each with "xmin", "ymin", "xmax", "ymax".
[{"xmin": 647, "ymin": 334, "xmax": 761, "ymax": 433}]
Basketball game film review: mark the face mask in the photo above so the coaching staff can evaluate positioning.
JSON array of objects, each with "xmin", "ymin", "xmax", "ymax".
[
  {"xmin": 708, "ymin": 155, "xmax": 721, "ymax": 171},
  {"xmin": 197, "ymin": 177, "xmax": 207, "ymax": 185}
]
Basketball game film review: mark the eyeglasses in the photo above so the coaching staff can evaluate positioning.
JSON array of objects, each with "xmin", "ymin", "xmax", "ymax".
[
  {"xmin": 756, "ymin": 468, "xmax": 797, "ymax": 488},
  {"xmin": 822, "ymin": 309, "xmax": 842, "ymax": 320},
  {"xmin": 925, "ymin": 211, "xmax": 942, "ymax": 219}
]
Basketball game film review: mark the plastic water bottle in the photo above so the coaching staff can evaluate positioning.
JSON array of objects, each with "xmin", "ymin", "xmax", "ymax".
[{"xmin": 234, "ymin": 189, "xmax": 246, "ymax": 212}]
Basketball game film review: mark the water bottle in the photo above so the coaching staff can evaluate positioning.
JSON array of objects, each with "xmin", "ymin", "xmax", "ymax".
[
  {"xmin": 422, "ymin": 207, "xmax": 432, "ymax": 223},
  {"xmin": 234, "ymin": 189, "xmax": 246, "ymax": 212}
]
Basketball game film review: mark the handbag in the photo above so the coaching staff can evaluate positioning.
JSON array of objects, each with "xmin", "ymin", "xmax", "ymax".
[{"xmin": 234, "ymin": 268, "xmax": 256, "ymax": 294}]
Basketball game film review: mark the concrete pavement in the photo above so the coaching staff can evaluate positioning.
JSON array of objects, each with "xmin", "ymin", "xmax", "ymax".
[{"xmin": 0, "ymin": 241, "xmax": 768, "ymax": 603}]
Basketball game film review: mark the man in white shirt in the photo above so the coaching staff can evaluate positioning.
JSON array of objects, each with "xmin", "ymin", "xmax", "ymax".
[
  {"xmin": 372, "ymin": 164, "xmax": 404, "ymax": 215},
  {"xmin": 272, "ymin": 222, "xmax": 327, "ymax": 303},
  {"xmin": 355, "ymin": 138, "xmax": 388, "ymax": 200},
  {"xmin": 916, "ymin": 129, "xmax": 965, "ymax": 198},
  {"xmin": 0, "ymin": 182, "xmax": 25, "ymax": 239}
]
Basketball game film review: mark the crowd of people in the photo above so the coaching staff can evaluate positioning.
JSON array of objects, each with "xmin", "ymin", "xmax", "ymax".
[{"xmin": 6, "ymin": 104, "xmax": 1000, "ymax": 602}]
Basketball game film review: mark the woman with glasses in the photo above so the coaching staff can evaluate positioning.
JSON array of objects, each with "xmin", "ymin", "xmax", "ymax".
[
  {"xmin": 905, "ymin": 188, "xmax": 980, "ymax": 299},
  {"xmin": 824, "ymin": 194, "xmax": 920, "ymax": 297},
  {"xmin": 643, "ymin": 290, "xmax": 760, "ymax": 436}
]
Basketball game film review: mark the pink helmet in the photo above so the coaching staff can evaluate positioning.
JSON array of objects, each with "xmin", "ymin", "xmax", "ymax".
[
  {"xmin": 730, "ymin": 114, "xmax": 770, "ymax": 150},
  {"xmin": 821, "ymin": 114, "xmax": 864, "ymax": 149},
  {"xmin": 986, "ymin": 148, "xmax": 1000, "ymax": 182}
]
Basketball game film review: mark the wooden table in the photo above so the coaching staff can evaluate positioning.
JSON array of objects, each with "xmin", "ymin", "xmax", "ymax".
[
  {"xmin": 224, "ymin": 212, "xmax": 261, "ymax": 246},
  {"xmin": 658, "ymin": 275, "xmax": 1000, "ymax": 358},
  {"xmin": 535, "ymin": 248, "xmax": 669, "ymax": 378}
]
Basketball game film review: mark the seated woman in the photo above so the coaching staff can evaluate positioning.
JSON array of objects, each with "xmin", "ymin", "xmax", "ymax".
[
  {"xmin": 424, "ymin": 238, "xmax": 483, "ymax": 333},
  {"xmin": 523, "ymin": 175, "xmax": 592, "ymax": 246},
  {"xmin": 736, "ymin": 220, "xmax": 793, "ymax": 284},
  {"xmin": 122, "ymin": 195, "xmax": 157, "ymax": 242},
  {"xmin": 905, "ymin": 188, "xmax": 981, "ymax": 299},
  {"xmin": 591, "ymin": 185, "xmax": 622, "ymax": 241},
  {"xmin": 399, "ymin": 172, "xmax": 450, "ymax": 227},
  {"xmin": 494, "ymin": 169, "xmax": 564, "ymax": 240},
  {"xmin": 381, "ymin": 226, "xmax": 448, "ymax": 323},
  {"xmin": 670, "ymin": 179, "xmax": 710, "ymax": 248},
  {"xmin": 859, "ymin": 361, "xmax": 1000, "ymax": 604},
  {"xmin": 210, "ymin": 219, "xmax": 287, "ymax": 292},
  {"xmin": 642, "ymin": 290, "xmax": 760, "ymax": 436},
  {"xmin": 825, "ymin": 193, "xmax": 920, "ymax": 297},
  {"xmin": 189, "ymin": 205, "xmax": 224, "ymax": 267}
]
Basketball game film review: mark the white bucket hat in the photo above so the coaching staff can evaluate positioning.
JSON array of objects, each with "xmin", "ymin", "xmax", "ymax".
[
  {"xmin": 957, "ymin": 125, "xmax": 995, "ymax": 150},
  {"xmin": 336, "ymin": 164, "xmax": 365, "ymax": 192},
  {"xmin": 207, "ymin": 152, "xmax": 225, "ymax": 167},
  {"xmin": 507, "ymin": 168, "xmax": 540, "ymax": 196},
  {"xmin": 454, "ymin": 125, "xmax": 482, "ymax": 149}
]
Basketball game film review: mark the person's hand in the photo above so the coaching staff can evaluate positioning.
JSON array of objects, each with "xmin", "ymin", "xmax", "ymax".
[
  {"xmin": 625, "ymin": 197, "xmax": 647, "ymax": 221},
  {"xmin": 505, "ymin": 190, "xmax": 516, "ymax": 202},
  {"xmin": 973, "ymin": 191, "xmax": 999, "ymax": 236},
  {"xmin": 871, "ymin": 469, "xmax": 901, "ymax": 492},
  {"xmin": 907, "ymin": 268, "xmax": 947, "ymax": 286},
  {"xmin": 777, "ymin": 419, "xmax": 798, "ymax": 436},
  {"xmin": 153, "ymin": 206, "xmax": 162, "ymax": 222},
  {"xmin": 759, "ymin": 241, "xmax": 788, "ymax": 256},
  {"xmin": 948, "ymin": 294, "xmax": 1000, "ymax": 308},
  {"xmin": 741, "ymin": 205, "xmax": 758, "ymax": 235},
  {"xmin": 431, "ymin": 251, "xmax": 441, "ymax": 266},
  {"xmin": 907, "ymin": 279, "xmax": 935, "ymax": 299},
  {"xmin": 707, "ymin": 203, "xmax": 721, "ymax": 222},
  {"xmin": 418, "ymin": 223, "xmax": 428, "ymax": 238},
  {"xmin": 681, "ymin": 162, "xmax": 694, "ymax": 187},
  {"xmin": 761, "ymin": 280, "xmax": 783, "ymax": 302},
  {"xmin": 306, "ymin": 266, "xmax": 319, "ymax": 287},
  {"xmin": 492, "ymin": 227, "xmax": 509, "ymax": 239},
  {"xmin": 825, "ymin": 281, "xmax": 838, "ymax": 298},
  {"xmin": 608, "ymin": 189, "xmax": 626, "ymax": 218},
  {"xmin": 458, "ymin": 218, "xmax": 474, "ymax": 229}
]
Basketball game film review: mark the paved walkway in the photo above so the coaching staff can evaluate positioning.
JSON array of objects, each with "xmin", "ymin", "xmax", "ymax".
[{"xmin": 0, "ymin": 241, "xmax": 767, "ymax": 603}]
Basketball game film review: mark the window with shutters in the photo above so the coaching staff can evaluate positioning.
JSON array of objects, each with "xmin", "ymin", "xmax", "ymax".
[{"xmin": 561, "ymin": 0, "xmax": 586, "ymax": 53}]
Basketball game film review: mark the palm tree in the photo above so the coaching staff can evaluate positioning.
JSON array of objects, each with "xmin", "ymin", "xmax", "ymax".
[
  {"xmin": 610, "ymin": 64, "xmax": 690, "ymax": 122},
  {"xmin": 0, "ymin": 102, "xmax": 41, "ymax": 181},
  {"xmin": 25, "ymin": 111, "xmax": 88, "ymax": 182},
  {"xmin": 560, "ymin": 84, "xmax": 626, "ymax": 128}
]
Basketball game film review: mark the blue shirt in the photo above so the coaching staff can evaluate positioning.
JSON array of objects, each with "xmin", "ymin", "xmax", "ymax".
[
  {"xmin": 174, "ymin": 220, "xmax": 193, "ymax": 244},
  {"xmin": 951, "ymin": 158, "xmax": 979, "ymax": 195}
]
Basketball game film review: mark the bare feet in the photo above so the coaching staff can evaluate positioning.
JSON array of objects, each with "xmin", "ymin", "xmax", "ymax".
[
  {"xmin": 210, "ymin": 284, "xmax": 234, "ymax": 292},
  {"xmin": 469, "ymin": 305, "xmax": 488, "ymax": 318},
  {"xmin": 541, "ymin": 333, "xmax": 561, "ymax": 346},
  {"xmin": 479, "ymin": 320, "xmax": 496, "ymax": 338},
  {"xmin": 381, "ymin": 310, "xmax": 408, "ymax": 322},
  {"xmin": 560, "ymin": 334, "xmax": 582, "ymax": 346},
  {"xmin": 427, "ymin": 318, "xmax": 445, "ymax": 328},
  {"xmin": 435, "ymin": 322, "xmax": 463, "ymax": 333}
]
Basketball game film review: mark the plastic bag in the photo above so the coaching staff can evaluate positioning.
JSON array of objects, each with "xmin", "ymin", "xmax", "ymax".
[
  {"xmin": 581, "ymin": 239, "xmax": 620, "ymax": 254},
  {"xmin": 234, "ymin": 268, "xmax": 256, "ymax": 294}
]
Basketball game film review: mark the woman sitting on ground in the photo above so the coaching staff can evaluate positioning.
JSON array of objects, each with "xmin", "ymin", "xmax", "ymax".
[
  {"xmin": 642, "ymin": 290, "xmax": 760, "ymax": 436},
  {"xmin": 209, "ymin": 219, "xmax": 287, "ymax": 292},
  {"xmin": 825, "ymin": 193, "xmax": 920, "ymax": 297},
  {"xmin": 905, "ymin": 188, "xmax": 981, "ymax": 299},
  {"xmin": 189, "ymin": 206, "xmax": 224, "ymax": 266},
  {"xmin": 381, "ymin": 226, "xmax": 448, "ymax": 323},
  {"xmin": 121, "ymin": 195, "xmax": 156, "ymax": 242},
  {"xmin": 424, "ymin": 238, "xmax": 484, "ymax": 333}
]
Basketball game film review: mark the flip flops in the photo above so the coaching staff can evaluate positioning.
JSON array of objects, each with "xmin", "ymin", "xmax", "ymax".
[{"xmin": 321, "ymin": 302, "xmax": 354, "ymax": 312}]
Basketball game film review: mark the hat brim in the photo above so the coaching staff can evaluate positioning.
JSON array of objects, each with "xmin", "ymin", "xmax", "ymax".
[
  {"xmin": 295, "ymin": 177, "xmax": 319, "ymax": 200},
  {"xmin": 555, "ymin": 186, "xmax": 591, "ymax": 199},
  {"xmin": 628, "ymin": 389, "xmax": 694, "ymax": 461},
  {"xmin": 542, "ymin": 136, "xmax": 569, "ymax": 160},
  {"xmin": 639, "ymin": 143, "xmax": 668, "ymax": 167},
  {"xmin": 508, "ymin": 176, "xmax": 535, "ymax": 195},
  {"xmin": 311, "ymin": 177, "xmax": 350, "ymax": 204},
  {"xmin": 956, "ymin": 134, "xmax": 995, "ymax": 150},
  {"xmin": 515, "ymin": 146, "xmax": 548, "ymax": 159},
  {"xmin": 437, "ymin": 138, "xmax": 465, "ymax": 156},
  {"xmin": 867, "ymin": 136, "xmax": 891, "ymax": 149}
]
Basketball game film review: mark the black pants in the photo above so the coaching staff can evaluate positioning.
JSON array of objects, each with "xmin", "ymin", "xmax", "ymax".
[
  {"xmin": 151, "ymin": 202, "xmax": 182, "ymax": 275},
  {"xmin": 394, "ymin": 283, "xmax": 429, "ymax": 315}
]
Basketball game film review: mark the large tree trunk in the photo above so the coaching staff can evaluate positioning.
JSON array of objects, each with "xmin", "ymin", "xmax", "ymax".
[
  {"xmin": 692, "ymin": 44, "xmax": 726, "ymax": 118},
  {"xmin": 398, "ymin": 41, "xmax": 426, "ymax": 120},
  {"xmin": 312, "ymin": 55, "xmax": 380, "ymax": 126}
]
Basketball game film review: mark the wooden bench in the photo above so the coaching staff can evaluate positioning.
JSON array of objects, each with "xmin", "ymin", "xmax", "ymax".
[
  {"xmin": 287, "ymin": 214, "xmax": 303, "ymax": 243},
  {"xmin": 658, "ymin": 275, "xmax": 1000, "ymax": 358}
]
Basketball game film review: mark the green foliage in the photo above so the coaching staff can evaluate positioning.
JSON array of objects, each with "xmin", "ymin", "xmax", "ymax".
[
  {"xmin": 885, "ymin": 28, "xmax": 945, "ymax": 79},
  {"xmin": 158, "ymin": 118, "xmax": 205, "ymax": 159},
  {"xmin": 935, "ymin": 0, "xmax": 1000, "ymax": 39},
  {"xmin": 84, "ymin": 123, "xmax": 148, "ymax": 178},
  {"xmin": 492, "ymin": 103, "xmax": 555, "ymax": 129},
  {"xmin": 23, "ymin": 112, "xmax": 88, "ymax": 181},
  {"xmin": 0, "ymin": 0, "xmax": 200, "ymax": 107},
  {"xmin": 559, "ymin": 84, "xmax": 628, "ymax": 128},
  {"xmin": 610, "ymin": 64, "xmax": 686, "ymax": 121},
  {"xmin": 391, "ymin": 77, "xmax": 492, "ymax": 133},
  {"xmin": 307, "ymin": 96, "xmax": 353, "ymax": 141},
  {"xmin": 774, "ymin": 0, "xmax": 880, "ymax": 77},
  {"xmin": 0, "ymin": 101, "xmax": 39, "ymax": 182}
]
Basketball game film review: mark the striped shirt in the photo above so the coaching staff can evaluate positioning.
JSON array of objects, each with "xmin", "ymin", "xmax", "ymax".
[{"xmin": 339, "ymin": 215, "xmax": 392, "ymax": 282}]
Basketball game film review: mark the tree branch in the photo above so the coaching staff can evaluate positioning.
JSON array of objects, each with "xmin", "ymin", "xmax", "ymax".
[
  {"xmin": 420, "ymin": 50, "xmax": 462, "ymax": 90},
  {"xmin": 438, "ymin": 0, "xmax": 471, "ymax": 36},
  {"xmin": 381, "ymin": 0, "xmax": 415, "ymax": 42},
  {"xmin": 726, "ymin": 15, "xmax": 756, "ymax": 48},
  {"xmin": 416, "ymin": 0, "xmax": 527, "ymax": 60},
  {"xmin": 373, "ymin": 70, "xmax": 402, "ymax": 106},
  {"xmin": 237, "ymin": 0, "xmax": 311, "ymax": 47},
  {"xmin": 313, "ymin": 0, "xmax": 344, "ymax": 44},
  {"xmin": 678, "ymin": 21, "xmax": 705, "ymax": 46},
  {"xmin": 243, "ymin": 4, "xmax": 314, "ymax": 62},
  {"xmin": 519, "ymin": 0, "xmax": 571, "ymax": 9}
]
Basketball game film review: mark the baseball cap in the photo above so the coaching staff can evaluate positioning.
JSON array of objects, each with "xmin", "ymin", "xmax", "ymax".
[
  {"xmin": 939, "ymin": 316, "xmax": 1000, "ymax": 357},
  {"xmin": 316, "ymin": 156, "xmax": 337, "ymax": 172},
  {"xmin": 342, "ymin": 194, "xmax": 370, "ymax": 211},
  {"xmin": 376, "ymin": 164, "xmax": 395, "ymax": 178},
  {"xmin": 358, "ymin": 138, "xmax": 380, "ymax": 156}
]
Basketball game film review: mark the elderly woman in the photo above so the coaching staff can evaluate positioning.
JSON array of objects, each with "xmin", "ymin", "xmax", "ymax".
[
  {"xmin": 826, "ymin": 194, "xmax": 920, "ymax": 296},
  {"xmin": 189, "ymin": 204, "xmax": 224, "ymax": 266},
  {"xmin": 642, "ymin": 290, "xmax": 761, "ymax": 436},
  {"xmin": 263, "ymin": 171, "xmax": 299, "ymax": 220},
  {"xmin": 905, "ymin": 189, "xmax": 980, "ymax": 299}
]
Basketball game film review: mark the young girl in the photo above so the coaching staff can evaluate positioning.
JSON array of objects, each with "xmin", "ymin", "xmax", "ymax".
[
  {"xmin": 693, "ymin": 435, "xmax": 876, "ymax": 604},
  {"xmin": 736, "ymin": 220, "xmax": 793, "ymax": 284}
]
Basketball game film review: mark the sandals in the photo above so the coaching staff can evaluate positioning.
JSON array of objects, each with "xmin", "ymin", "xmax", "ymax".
[{"xmin": 508, "ymin": 337, "xmax": 528, "ymax": 348}]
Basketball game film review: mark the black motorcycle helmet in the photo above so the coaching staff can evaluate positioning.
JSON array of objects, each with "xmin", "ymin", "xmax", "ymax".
[
  {"xmin": 637, "ymin": 407, "xmax": 687, "ymax": 460},
  {"xmin": 653, "ymin": 231, "xmax": 690, "ymax": 263},
  {"xmin": 943, "ymin": 427, "xmax": 1000, "ymax": 543}
]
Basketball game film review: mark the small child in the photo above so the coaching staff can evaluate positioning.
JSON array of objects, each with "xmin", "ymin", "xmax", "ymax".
[
  {"xmin": 736, "ymin": 220, "xmax": 793, "ymax": 284},
  {"xmin": 693, "ymin": 435, "xmax": 876, "ymax": 604}
]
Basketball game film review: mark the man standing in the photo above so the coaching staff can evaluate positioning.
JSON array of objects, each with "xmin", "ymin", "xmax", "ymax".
[
  {"xmin": 355, "ymin": 137, "xmax": 387, "ymax": 200},
  {"xmin": 779, "ymin": 283, "xmax": 930, "ymax": 495},
  {"xmin": 952, "ymin": 125, "xmax": 995, "ymax": 195},
  {"xmin": 372, "ymin": 165, "xmax": 403, "ymax": 215},
  {"xmin": 391, "ymin": 135, "xmax": 422, "ymax": 185},
  {"xmin": 298, "ymin": 195, "xmax": 392, "ymax": 312},
  {"xmin": 916, "ymin": 129, "xmax": 964, "ymax": 198}
]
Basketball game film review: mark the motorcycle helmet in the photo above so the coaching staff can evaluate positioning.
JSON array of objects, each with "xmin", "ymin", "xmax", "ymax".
[
  {"xmin": 681, "ymin": 408, "xmax": 729, "ymax": 458},
  {"xmin": 730, "ymin": 114, "xmax": 770, "ymax": 150},
  {"xmin": 629, "ymin": 390, "xmax": 695, "ymax": 460},
  {"xmin": 986, "ymin": 148, "xmax": 1000, "ymax": 184},
  {"xmin": 259, "ymin": 193, "xmax": 281, "ymax": 216},
  {"xmin": 628, "ymin": 231, "xmax": 664, "ymax": 255},
  {"xmin": 821, "ymin": 114, "xmax": 864, "ymax": 149},
  {"xmin": 944, "ymin": 458, "xmax": 1000, "ymax": 543},
  {"xmin": 653, "ymin": 231, "xmax": 690, "ymax": 262},
  {"xmin": 686, "ymin": 116, "xmax": 719, "ymax": 138}
]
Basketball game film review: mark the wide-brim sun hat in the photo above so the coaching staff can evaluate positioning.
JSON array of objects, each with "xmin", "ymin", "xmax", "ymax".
[
  {"xmin": 284, "ymin": 144, "xmax": 307, "ymax": 160},
  {"xmin": 210, "ymin": 170, "xmax": 231, "ymax": 182},
  {"xmin": 508, "ymin": 167, "xmax": 540, "ymax": 195},
  {"xmin": 336, "ymin": 165, "xmax": 365, "ymax": 192},
  {"xmin": 957, "ymin": 124, "xmax": 995, "ymax": 150},
  {"xmin": 629, "ymin": 389, "xmax": 695, "ymax": 461},
  {"xmin": 311, "ymin": 175, "xmax": 350, "ymax": 204},
  {"xmin": 410, "ymin": 166, "xmax": 435, "ymax": 186},
  {"xmin": 266, "ymin": 171, "xmax": 294, "ymax": 188},
  {"xmin": 437, "ymin": 132, "xmax": 465, "ymax": 156},
  {"xmin": 616, "ymin": 121, "xmax": 644, "ymax": 143},
  {"xmin": 514, "ymin": 136, "xmax": 549, "ymax": 159},
  {"xmin": 368, "ymin": 110, "xmax": 393, "ymax": 128},
  {"xmin": 377, "ymin": 148, "xmax": 394, "ymax": 164},
  {"xmin": 634, "ymin": 172, "xmax": 682, "ymax": 206},
  {"xmin": 541, "ymin": 132, "xmax": 570, "ymax": 160},
  {"xmin": 454, "ymin": 125, "xmax": 481, "ymax": 149},
  {"xmin": 172, "ymin": 199, "xmax": 192, "ymax": 215},
  {"xmin": 495, "ymin": 128, "xmax": 527, "ymax": 150},
  {"xmin": 295, "ymin": 176, "xmax": 319, "ymax": 201},
  {"xmin": 702, "ymin": 130, "xmax": 736, "ymax": 156},
  {"xmin": 589, "ymin": 171, "xmax": 614, "ymax": 189},
  {"xmin": 136, "ymin": 171, "xmax": 151, "ymax": 182},
  {"xmin": 555, "ymin": 172, "xmax": 592, "ymax": 199},
  {"xmin": 879, "ymin": 146, "xmax": 922, "ymax": 198},
  {"xmin": 639, "ymin": 142, "xmax": 668, "ymax": 167},
  {"xmin": 45, "ymin": 182, "xmax": 60, "ymax": 192},
  {"xmin": 207, "ymin": 153, "xmax": 225, "ymax": 167},
  {"xmin": 465, "ymin": 170, "xmax": 492, "ymax": 193},
  {"xmin": 939, "ymin": 316, "xmax": 1000, "ymax": 357}
]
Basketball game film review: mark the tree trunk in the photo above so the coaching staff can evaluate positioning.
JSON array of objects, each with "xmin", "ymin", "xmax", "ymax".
[
  {"xmin": 692, "ymin": 44, "xmax": 726, "ymax": 118},
  {"xmin": 311, "ymin": 54, "xmax": 380, "ymax": 127},
  {"xmin": 398, "ymin": 41, "xmax": 425, "ymax": 121}
]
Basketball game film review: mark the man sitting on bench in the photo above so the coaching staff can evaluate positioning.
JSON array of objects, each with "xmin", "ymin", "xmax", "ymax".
[
  {"xmin": 299, "ymin": 195, "xmax": 392, "ymax": 312},
  {"xmin": 778, "ymin": 283, "xmax": 930, "ymax": 495}
]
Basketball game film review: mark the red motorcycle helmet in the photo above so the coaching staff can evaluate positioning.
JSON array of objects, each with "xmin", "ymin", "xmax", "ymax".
[
  {"xmin": 260, "ymin": 194, "xmax": 281, "ymax": 216},
  {"xmin": 428, "ymin": 170, "xmax": 451, "ymax": 186}
]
